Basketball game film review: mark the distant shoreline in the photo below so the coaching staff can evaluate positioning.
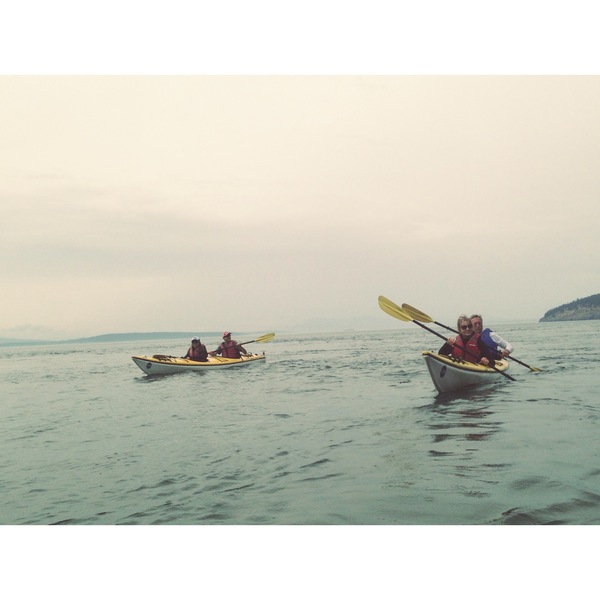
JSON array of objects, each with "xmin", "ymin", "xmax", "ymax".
[
  {"xmin": 0, "ymin": 319, "xmax": 557, "ymax": 348},
  {"xmin": 0, "ymin": 331, "xmax": 222, "ymax": 348}
]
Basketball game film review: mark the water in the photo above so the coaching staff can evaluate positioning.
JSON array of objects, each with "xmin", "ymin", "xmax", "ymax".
[{"xmin": 1, "ymin": 321, "xmax": 600, "ymax": 525}]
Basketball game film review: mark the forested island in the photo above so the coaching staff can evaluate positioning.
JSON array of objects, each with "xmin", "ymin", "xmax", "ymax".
[{"xmin": 540, "ymin": 293, "xmax": 600, "ymax": 322}]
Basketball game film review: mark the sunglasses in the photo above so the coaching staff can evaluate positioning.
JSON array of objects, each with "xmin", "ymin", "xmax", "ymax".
[{"xmin": 460, "ymin": 324, "xmax": 473, "ymax": 330}]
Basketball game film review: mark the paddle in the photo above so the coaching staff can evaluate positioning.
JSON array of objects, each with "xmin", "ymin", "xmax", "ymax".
[
  {"xmin": 401, "ymin": 303, "xmax": 541, "ymax": 372},
  {"xmin": 378, "ymin": 296, "xmax": 516, "ymax": 382},
  {"xmin": 239, "ymin": 332, "xmax": 275, "ymax": 345}
]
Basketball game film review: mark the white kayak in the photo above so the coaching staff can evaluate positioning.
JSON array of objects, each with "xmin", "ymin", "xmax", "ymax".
[
  {"xmin": 422, "ymin": 351, "xmax": 510, "ymax": 394},
  {"xmin": 132, "ymin": 353, "xmax": 266, "ymax": 375}
]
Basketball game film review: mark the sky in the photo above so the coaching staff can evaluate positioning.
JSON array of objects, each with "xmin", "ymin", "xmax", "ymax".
[{"xmin": 2, "ymin": 4, "xmax": 600, "ymax": 340}]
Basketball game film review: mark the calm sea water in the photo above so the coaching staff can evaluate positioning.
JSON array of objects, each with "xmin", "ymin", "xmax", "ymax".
[{"xmin": 2, "ymin": 320, "xmax": 600, "ymax": 526}]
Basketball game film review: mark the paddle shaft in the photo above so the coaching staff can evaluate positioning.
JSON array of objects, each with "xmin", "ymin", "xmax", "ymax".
[
  {"xmin": 240, "ymin": 334, "xmax": 275, "ymax": 345},
  {"xmin": 210, "ymin": 338, "xmax": 250, "ymax": 356},
  {"xmin": 410, "ymin": 319, "xmax": 516, "ymax": 382}
]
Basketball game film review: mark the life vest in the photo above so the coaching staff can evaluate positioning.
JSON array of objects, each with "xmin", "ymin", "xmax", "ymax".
[
  {"xmin": 220, "ymin": 339, "xmax": 241, "ymax": 358},
  {"xmin": 451, "ymin": 333, "xmax": 482, "ymax": 363},
  {"xmin": 188, "ymin": 344, "xmax": 208, "ymax": 361},
  {"xmin": 479, "ymin": 328, "xmax": 502, "ymax": 361}
]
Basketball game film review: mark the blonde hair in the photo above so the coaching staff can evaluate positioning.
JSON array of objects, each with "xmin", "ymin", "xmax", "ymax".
[{"xmin": 457, "ymin": 314, "xmax": 472, "ymax": 330}]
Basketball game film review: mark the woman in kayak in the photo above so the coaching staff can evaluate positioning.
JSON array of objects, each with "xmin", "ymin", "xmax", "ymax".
[
  {"xmin": 209, "ymin": 332, "xmax": 248, "ymax": 358},
  {"xmin": 438, "ymin": 315, "xmax": 494, "ymax": 366},
  {"xmin": 183, "ymin": 337, "xmax": 209, "ymax": 362}
]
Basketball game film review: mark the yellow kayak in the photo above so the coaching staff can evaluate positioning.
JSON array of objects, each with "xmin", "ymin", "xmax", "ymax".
[{"xmin": 132, "ymin": 353, "xmax": 266, "ymax": 375}]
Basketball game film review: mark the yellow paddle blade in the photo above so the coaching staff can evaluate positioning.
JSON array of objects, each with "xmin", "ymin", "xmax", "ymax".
[
  {"xmin": 255, "ymin": 332, "xmax": 275, "ymax": 343},
  {"xmin": 378, "ymin": 296, "xmax": 413, "ymax": 322},
  {"xmin": 402, "ymin": 303, "xmax": 434, "ymax": 323}
]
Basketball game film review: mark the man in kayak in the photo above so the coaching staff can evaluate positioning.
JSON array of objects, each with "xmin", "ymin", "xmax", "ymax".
[
  {"xmin": 183, "ymin": 337, "xmax": 209, "ymax": 361},
  {"xmin": 209, "ymin": 332, "xmax": 248, "ymax": 358},
  {"xmin": 470, "ymin": 314, "xmax": 513, "ymax": 360},
  {"xmin": 438, "ymin": 315, "xmax": 493, "ymax": 366}
]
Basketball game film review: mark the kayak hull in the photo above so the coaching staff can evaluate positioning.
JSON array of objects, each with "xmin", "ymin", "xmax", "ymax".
[
  {"xmin": 131, "ymin": 353, "xmax": 266, "ymax": 375},
  {"xmin": 422, "ymin": 351, "xmax": 509, "ymax": 394}
]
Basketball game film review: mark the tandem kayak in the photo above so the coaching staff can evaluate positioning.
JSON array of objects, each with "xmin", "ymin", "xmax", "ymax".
[
  {"xmin": 422, "ymin": 351, "xmax": 510, "ymax": 394},
  {"xmin": 131, "ymin": 353, "xmax": 266, "ymax": 375}
]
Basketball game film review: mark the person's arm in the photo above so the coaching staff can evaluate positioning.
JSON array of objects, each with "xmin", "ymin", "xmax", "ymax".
[
  {"xmin": 489, "ymin": 331, "xmax": 513, "ymax": 355},
  {"xmin": 438, "ymin": 342, "xmax": 453, "ymax": 355},
  {"xmin": 476, "ymin": 338, "xmax": 493, "ymax": 365}
]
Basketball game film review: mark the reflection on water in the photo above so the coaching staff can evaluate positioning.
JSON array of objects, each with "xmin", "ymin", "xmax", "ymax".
[
  {"xmin": 427, "ymin": 405, "xmax": 503, "ymax": 446},
  {"xmin": 425, "ymin": 384, "xmax": 504, "ymax": 446}
]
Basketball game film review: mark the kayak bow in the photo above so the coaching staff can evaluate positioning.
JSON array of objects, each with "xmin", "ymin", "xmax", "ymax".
[{"xmin": 422, "ymin": 351, "xmax": 510, "ymax": 394}]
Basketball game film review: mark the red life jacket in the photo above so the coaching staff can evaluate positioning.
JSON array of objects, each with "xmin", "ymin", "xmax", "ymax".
[
  {"xmin": 188, "ymin": 344, "xmax": 208, "ymax": 361},
  {"xmin": 451, "ymin": 333, "xmax": 482, "ymax": 363},
  {"xmin": 220, "ymin": 339, "xmax": 241, "ymax": 358}
]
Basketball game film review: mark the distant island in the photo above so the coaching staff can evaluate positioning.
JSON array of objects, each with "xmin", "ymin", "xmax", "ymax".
[{"xmin": 540, "ymin": 293, "xmax": 600, "ymax": 322}]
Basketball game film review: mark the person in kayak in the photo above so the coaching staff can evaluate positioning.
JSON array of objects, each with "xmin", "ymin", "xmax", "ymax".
[
  {"xmin": 183, "ymin": 337, "xmax": 208, "ymax": 361},
  {"xmin": 470, "ymin": 314, "xmax": 513, "ymax": 360},
  {"xmin": 438, "ymin": 315, "xmax": 493, "ymax": 366},
  {"xmin": 209, "ymin": 331, "xmax": 248, "ymax": 358}
]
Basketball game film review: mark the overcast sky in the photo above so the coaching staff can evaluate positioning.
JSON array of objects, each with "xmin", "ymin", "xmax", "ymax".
[{"xmin": 2, "ymin": 6, "xmax": 600, "ymax": 340}]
